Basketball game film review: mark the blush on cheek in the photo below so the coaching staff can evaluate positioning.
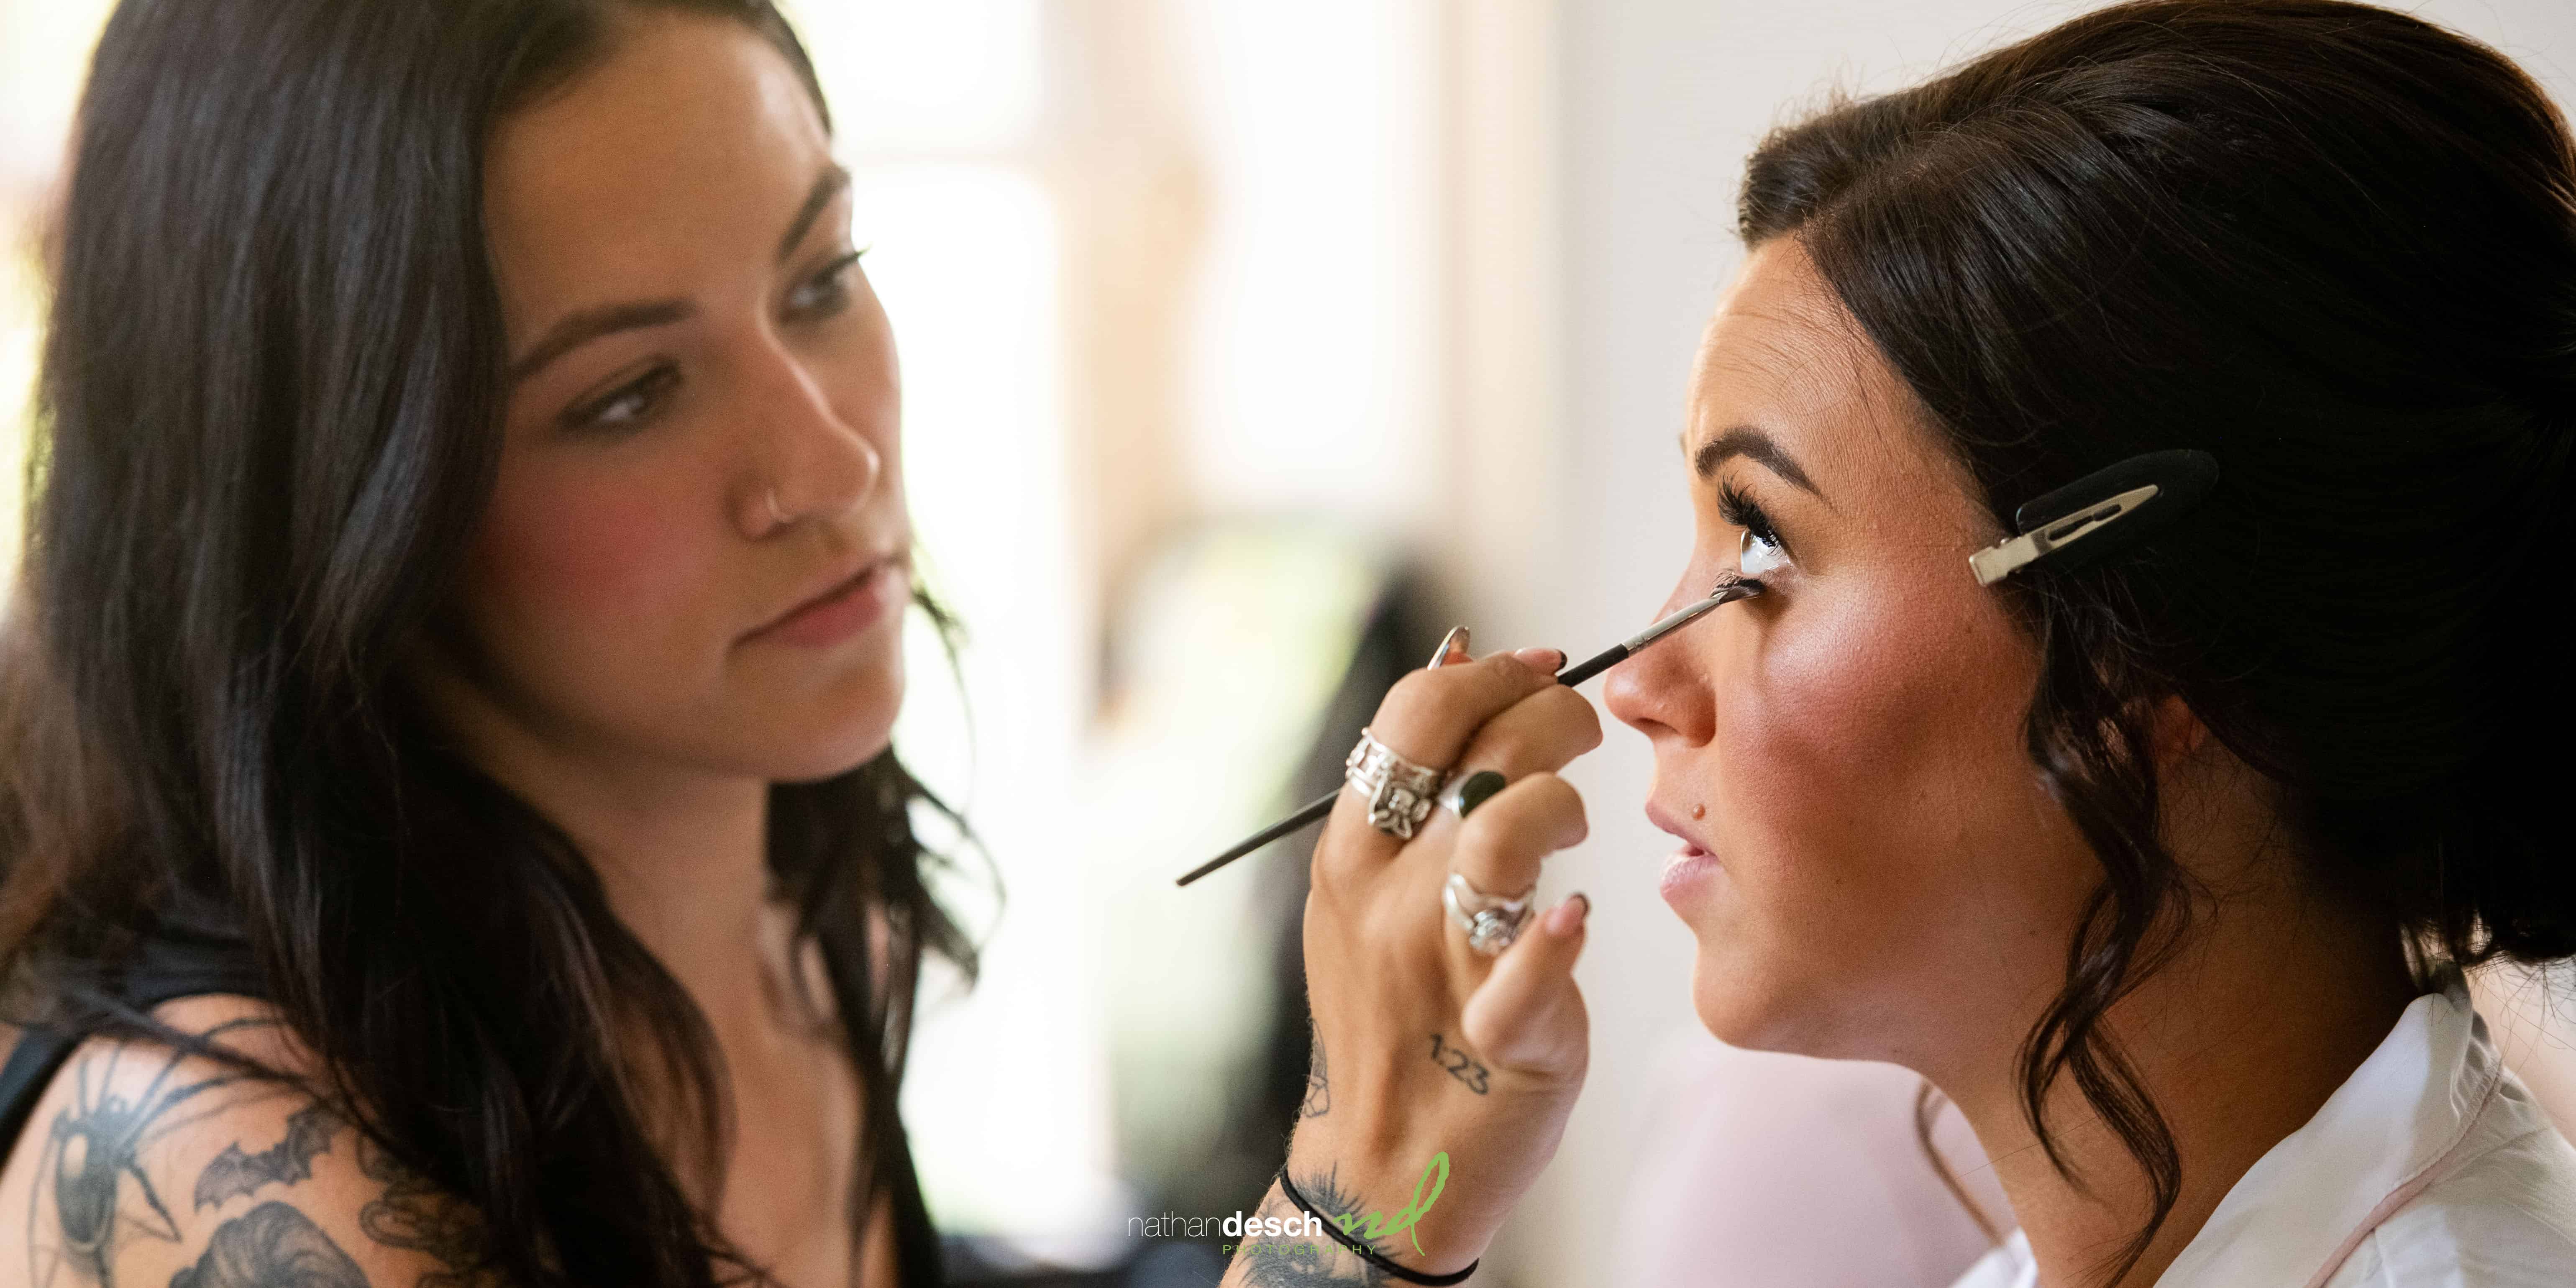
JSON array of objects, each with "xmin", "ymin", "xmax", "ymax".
[
  {"xmin": 475, "ymin": 476, "xmax": 707, "ymax": 633},
  {"xmin": 1704, "ymin": 593, "xmax": 2025, "ymax": 958}
]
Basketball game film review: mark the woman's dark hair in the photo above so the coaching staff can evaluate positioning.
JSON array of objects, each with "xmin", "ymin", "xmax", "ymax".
[
  {"xmin": 1740, "ymin": 0, "xmax": 2576, "ymax": 1281},
  {"xmin": 0, "ymin": 1, "xmax": 978, "ymax": 1284}
]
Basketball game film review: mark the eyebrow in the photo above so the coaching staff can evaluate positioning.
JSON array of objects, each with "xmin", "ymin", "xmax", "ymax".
[
  {"xmin": 1687, "ymin": 424, "xmax": 1825, "ymax": 499},
  {"xmin": 775, "ymin": 162, "xmax": 854, "ymax": 265},
  {"xmin": 504, "ymin": 161, "xmax": 854, "ymax": 391}
]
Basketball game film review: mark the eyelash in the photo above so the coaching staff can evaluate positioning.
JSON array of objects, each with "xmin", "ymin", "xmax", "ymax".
[
  {"xmin": 1716, "ymin": 478, "xmax": 1786, "ymax": 555},
  {"xmin": 795, "ymin": 247, "xmax": 868, "ymax": 315},
  {"xmin": 562, "ymin": 248, "xmax": 869, "ymax": 433}
]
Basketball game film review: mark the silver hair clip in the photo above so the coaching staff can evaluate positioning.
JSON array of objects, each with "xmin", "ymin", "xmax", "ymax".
[{"xmin": 1968, "ymin": 449, "xmax": 2219, "ymax": 586}]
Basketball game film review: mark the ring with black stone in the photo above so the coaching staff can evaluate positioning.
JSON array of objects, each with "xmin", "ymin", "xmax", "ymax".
[{"xmin": 1439, "ymin": 769, "xmax": 1509, "ymax": 820}]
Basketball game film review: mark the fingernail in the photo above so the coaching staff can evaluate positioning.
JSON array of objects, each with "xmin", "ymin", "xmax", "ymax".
[
  {"xmin": 1447, "ymin": 769, "xmax": 1508, "ymax": 819},
  {"xmin": 1513, "ymin": 646, "xmax": 1566, "ymax": 673},
  {"xmin": 1549, "ymin": 892, "xmax": 1590, "ymax": 935},
  {"xmin": 1429, "ymin": 626, "xmax": 1471, "ymax": 669}
]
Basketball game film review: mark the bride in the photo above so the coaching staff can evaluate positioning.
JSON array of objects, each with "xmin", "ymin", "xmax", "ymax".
[{"xmin": 1255, "ymin": 2, "xmax": 2576, "ymax": 1285}]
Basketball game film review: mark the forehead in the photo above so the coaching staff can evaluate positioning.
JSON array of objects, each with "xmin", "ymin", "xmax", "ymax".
[
  {"xmin": 1687, "ymin": 239, "xmax": 1978, "ymax": 515},
  {"xmin": 481, "ymin": 10, "xmax": 830, "ymax": 311}
]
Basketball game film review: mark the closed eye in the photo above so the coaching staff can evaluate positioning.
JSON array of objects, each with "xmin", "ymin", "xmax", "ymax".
[
  {"xmin": 561, "ymin": 363, "xmax": 680, "ymax": 438},
  {"xmin": 789, "ymin": 247, "xmax": 867, "ymax": 318}
]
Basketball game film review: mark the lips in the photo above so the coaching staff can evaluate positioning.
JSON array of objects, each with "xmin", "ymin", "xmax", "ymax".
[
  {"xmin": 1644, "ymin": 799, "xmax": 1713, "ymax": 858},
  {"xmin": 1646, "ymin": 799, "xmax": 1723, "ymax": 904},
  {"xmin": 743, "ymin": 550, "xmax": 909, "ymax": 646}
]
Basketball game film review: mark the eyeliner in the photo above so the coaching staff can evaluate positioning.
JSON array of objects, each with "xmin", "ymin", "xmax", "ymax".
[{"xmin": 1174, "ymin": 575, "xmax": 1766, "ymax": 886}]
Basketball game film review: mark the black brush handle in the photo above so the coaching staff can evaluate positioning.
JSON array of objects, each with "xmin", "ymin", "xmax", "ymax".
[
  {"xmin": 1173, "ymin": 790, "xmax": 1339, "ymax": 886},
  {"xmin": 1173, "ymin": 646, "xmax": 1628, "ymax": 887}
]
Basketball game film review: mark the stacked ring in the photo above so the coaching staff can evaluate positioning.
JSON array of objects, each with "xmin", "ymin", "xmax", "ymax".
[{"xmin": 1344, "ymin": 727, "xmax": 1447, "ymax": 840}]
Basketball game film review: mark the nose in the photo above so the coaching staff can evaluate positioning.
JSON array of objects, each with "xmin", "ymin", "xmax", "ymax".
[
  {"xmin": 1603, "ymin": 580, "xmax": 1718, "ymax": 746},
  {"xmin": 732, "ymin": 339, "xmax": 887, "ymax": 538}
]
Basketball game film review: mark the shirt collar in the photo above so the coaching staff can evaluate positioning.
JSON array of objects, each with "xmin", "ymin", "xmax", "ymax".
[{"xmin": 2156, "ymin": 961, "xmax": 2506, "ymax": 1286}]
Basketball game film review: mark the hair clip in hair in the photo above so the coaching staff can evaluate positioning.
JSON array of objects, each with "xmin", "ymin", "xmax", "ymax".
[{"xmin": 1967, "ymin": 448, "xmax": 2219, "ymax": 586}]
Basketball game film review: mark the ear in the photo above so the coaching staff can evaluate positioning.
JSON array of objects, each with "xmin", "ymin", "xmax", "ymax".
[{"xmin": 2148, "ymin": 693, "xmax": 2211, "ymax": 766}]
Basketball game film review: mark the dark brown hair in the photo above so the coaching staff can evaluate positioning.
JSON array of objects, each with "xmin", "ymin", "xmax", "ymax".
[
  {"xmin": 1, "ymin": 1, "xmax": 975, "ymax": 1283},
  {"xmin": 1741, "ymin": 1, "xmax": 2576, "ymax": 1281}
]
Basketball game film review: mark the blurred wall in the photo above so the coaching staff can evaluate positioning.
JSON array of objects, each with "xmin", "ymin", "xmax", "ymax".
[{"xmin": 1495, "ymin": 2, "xmax": 2576, "ymax": 1285}]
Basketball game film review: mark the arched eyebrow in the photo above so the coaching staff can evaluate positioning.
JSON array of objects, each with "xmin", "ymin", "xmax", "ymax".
[
  {"xmin": 773, "ymin": 162, "xmax": 854, "ymax": 266},
  {"xmin": 1686, "ymin": 424, "xmax": 1825, "ymax": 499},
  {"xmin": 504, "ymin": 161, "xmax": 853, "ymax": 391}
]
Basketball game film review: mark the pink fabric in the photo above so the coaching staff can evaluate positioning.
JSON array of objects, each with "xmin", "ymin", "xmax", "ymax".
[{"xmin": 1613, "ymin": 1026, "xmax": 2011, "ymax": 1288}]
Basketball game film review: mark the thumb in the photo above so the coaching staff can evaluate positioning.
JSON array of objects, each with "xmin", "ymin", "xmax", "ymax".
[{"xmin": 1460, "ymin": 894, "xmax": 1590, "ymax": 1077}]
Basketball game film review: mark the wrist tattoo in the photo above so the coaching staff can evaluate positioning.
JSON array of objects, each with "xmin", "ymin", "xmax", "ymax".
[
  {"xmin": 1237, "ymin": 1168, "xmax": 1390, "ymax": 1288},
  {"xmin": 1428, "ymin": 1033, "xmax": 1489, "ymax": 1095}
]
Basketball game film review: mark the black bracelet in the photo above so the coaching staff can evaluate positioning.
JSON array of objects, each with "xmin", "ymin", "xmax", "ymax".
[{"xmin": 1273, "ymin": 1168, "xmax": 1478, "ymax": 1285}]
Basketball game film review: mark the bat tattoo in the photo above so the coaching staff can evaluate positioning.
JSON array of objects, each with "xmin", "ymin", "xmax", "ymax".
[{"xmin": 191, "ymin": 1105, "xmax": 340, "ymax": 1211}]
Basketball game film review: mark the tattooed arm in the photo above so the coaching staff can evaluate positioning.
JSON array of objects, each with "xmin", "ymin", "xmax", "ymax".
[
  {"xmin": 1219, "ymin": 1173, "xmax": 1390, "ymax": 1288},
  {"xmin": 0, "ymin": 996, "xmax": 502, "ymax": 1288}
]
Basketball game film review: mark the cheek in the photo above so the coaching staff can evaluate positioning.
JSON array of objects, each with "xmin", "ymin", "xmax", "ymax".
[
  {"xmin": 1690, "ymin": 584, "xmax": 2050, "ymax": 1035},
  {"xmin": 1721, "ymin": 592, "xmax": 2019, "ymax": 855},
  {"xmin": 472, "ymin": 458, "xmax": 711, "ymax": 636}
]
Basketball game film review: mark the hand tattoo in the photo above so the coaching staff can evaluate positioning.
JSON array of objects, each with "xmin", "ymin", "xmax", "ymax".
[
  {"xmin": 1428, "ymin": 1033, "xmax": 1489, "ymax": 1094},
  {"xmin": 1301, "ymin": 1018, "xmax": 1331, "ymax": 1119}
]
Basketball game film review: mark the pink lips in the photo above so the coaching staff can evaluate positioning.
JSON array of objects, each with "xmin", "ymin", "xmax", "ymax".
[
  {"xmin": 1646, "ymin": 800, "xmax": 1722, "ymax": 904},
  {"xmin": 744, "ymin": 557, "xmax": 908, "ymax": 648}
]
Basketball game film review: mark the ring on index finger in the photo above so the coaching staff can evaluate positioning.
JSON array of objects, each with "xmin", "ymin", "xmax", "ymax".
[{"xmin": 1344, "ymin": 727, "xmax": 1448, "ymax": 840}]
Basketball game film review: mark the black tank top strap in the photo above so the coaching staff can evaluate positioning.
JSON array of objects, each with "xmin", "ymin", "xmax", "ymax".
[{"xmin": 0, "ymin": 890, "xmax": 266, "ymax": 1157}]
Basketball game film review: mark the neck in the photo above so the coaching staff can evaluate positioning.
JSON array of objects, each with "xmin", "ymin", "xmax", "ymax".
[
  {"xmin": 545, "ymin": 762, "xmax": 776, "ymax": 1009},
  {"xmin": 1939, "ymin": 893, "xmax": 2421, "ymax": 1287},
  {"xmin": 413, "ymin": 663, "xmax": 778, "ymax": 1011}
]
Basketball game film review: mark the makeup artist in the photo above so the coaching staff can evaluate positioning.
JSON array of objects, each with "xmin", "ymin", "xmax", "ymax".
[
  {"xmin": 1273, "ymin": 1, "xmax": 2576, "ymax": 1286},
  {"xmin": 0, "ymin": 0, "xmax": 1601, "ymax": 1285}
]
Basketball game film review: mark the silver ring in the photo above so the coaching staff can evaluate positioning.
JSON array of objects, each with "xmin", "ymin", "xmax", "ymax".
[
  {"xmin": 1344, "ymin": 727, "xmax": 1447, "ymax": 840},
  {"xmin": 1444, "ymin": 871, "xmax": 1537, "ymax": 956}
]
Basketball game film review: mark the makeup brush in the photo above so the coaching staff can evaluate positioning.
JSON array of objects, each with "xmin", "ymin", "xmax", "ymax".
[{"xmin": 1173, "ymin": 574, "xmax": 1766, "ymax": 887}]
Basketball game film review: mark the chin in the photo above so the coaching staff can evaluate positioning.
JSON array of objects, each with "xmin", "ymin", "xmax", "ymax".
[
  {"xmin": 1686, "ymin": 940, "xmax": 1803, "ymax": 1055},
  {"xmin": 757, "ymin": 649, "xmax": 906, "ymax": 783}
]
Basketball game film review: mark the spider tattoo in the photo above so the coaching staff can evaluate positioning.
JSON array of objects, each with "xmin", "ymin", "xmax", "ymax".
[{"xmin": 26, "ymin": 1020, "xmax": 268, "ymax": 1288}]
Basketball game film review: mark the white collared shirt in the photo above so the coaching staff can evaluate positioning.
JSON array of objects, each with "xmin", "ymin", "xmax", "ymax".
[{"xmin": 1948, "ymin": 966, "xmax": 2576, "ymax": 1287}]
